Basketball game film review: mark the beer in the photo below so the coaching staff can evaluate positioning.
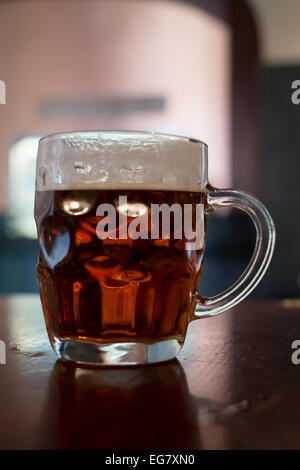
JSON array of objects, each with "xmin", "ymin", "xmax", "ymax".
[
  {"xmin": 35, "ymin": 131, "xmax": 275, "ymax": 365},
  {"xmin": 35, "ymin": 188, "xmax": 206, "ymax": 348}
]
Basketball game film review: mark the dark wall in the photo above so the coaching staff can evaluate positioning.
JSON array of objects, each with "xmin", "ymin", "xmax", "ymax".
[
  {"xmin": 202, "ymin": 66, "xmax": 300, "ymax": 300},
  {"xmin": 257, "ymin": 65, "xmax": 300, "ymax": 298}
]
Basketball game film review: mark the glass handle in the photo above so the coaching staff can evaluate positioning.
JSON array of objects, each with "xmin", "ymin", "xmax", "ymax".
[{"xmin": 193, "ymin": 188, "xmax": 276, "ymax": 319}]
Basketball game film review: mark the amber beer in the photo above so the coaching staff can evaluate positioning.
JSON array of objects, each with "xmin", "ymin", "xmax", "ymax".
[{"xmin": 35, "ymin": 188, "xmax": 206, "ymax": 347}]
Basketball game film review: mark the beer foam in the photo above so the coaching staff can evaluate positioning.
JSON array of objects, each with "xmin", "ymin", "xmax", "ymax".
[{"xmin": 36, "ymin": 131, "xmax": 208, "ymax": 192}]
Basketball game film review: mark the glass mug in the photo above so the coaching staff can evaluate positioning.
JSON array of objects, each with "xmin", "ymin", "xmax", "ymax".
[{"xmin": 35, "ymin": 131, "xmax": 275, "ymax": 365}]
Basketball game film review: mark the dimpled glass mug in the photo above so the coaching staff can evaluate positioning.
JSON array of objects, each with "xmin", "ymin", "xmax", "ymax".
[{"xmin": 35, "ymin": 131, "xmax": 275, "ymax": 365}]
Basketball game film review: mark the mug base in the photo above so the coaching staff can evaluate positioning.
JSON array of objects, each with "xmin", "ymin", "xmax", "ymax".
[{"xmin": 52, "ymin": 336, "xmax": 183, "ymax": 366}]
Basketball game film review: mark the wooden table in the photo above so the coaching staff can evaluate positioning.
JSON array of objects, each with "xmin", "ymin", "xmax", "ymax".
[{"xmin": 0, "ymin": 295, "xmax": 300, "ymax": 450}]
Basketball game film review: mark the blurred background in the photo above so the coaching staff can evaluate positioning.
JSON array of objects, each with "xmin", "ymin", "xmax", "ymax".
[{"xmin": 0, "ymin": 0, "xmax": 298, "ymax": 299}]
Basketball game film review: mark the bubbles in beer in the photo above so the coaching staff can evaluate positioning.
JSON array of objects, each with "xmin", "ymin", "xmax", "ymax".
[
  {"xmin": 97, "ymin": 169, "xmax": 109, "ymax": 181},
  {"xmin": 120, "ymin": 164, "xmax": 144, "ymax": 183},
  {"xmin": 120, "ymin": 164, "xmax": 143, "ymax": 174},
  {"xmin": 73, "ymin": 161, "xmax": 92, "ymax": 175}
]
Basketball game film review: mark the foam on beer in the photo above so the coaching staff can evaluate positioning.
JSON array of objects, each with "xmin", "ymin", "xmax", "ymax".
[{"xmin": 36, "ymin": 131, "xmax": 208, "ymax": 192}]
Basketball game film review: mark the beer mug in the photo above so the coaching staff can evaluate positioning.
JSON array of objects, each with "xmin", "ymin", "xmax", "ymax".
[{"xmin": 35, "ymin": 131, "xmax": 275, "ymax": 365}]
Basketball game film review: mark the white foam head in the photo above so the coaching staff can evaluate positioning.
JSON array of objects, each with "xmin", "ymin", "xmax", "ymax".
[{"xmin": 36, "ymin": 131, "xmax": 208, "ymax": 192}]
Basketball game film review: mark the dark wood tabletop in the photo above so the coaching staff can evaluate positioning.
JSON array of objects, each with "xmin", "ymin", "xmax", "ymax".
[{"xmin": 0, "ymin": 295, "xmax": 300, "ymax": 450}]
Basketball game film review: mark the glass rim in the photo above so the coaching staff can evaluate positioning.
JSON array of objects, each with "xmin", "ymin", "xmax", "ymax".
[{"xmin": 38, "ymin": 129, "xmax": 208, "ymax": 148}]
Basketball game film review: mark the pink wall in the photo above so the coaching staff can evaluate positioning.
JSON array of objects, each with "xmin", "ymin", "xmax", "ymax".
[{"xmin": 0, "ymin": 0, "xmax": 231, "ymax": 210}]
